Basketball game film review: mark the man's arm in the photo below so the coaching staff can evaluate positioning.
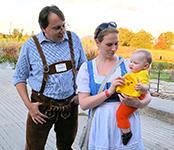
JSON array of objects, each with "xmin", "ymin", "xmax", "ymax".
[
  {"xmin": 16, "ymin": 82, "xmax": 48, "ymax": 124},
  {"xmin": 16, "ymin": 82, "xmax": 31, "ymax": 108}
]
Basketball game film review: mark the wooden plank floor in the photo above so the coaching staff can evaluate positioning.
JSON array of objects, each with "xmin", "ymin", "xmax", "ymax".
[
  {"xmin": 0, "ymin": 68, "xmax": 87, "ymax": 150},
  {"xmin": 0, "ymin": 84, "xmax": 87, "ymax": 150},
  {"xmin": 0, "ymin": 68, "xmax": 174, "ymax": 150}
]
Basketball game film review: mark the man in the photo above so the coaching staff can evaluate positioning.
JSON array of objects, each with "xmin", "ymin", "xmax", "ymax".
[{"xmin": 13, "ymin": 5, "xmax": 87, "ymax": 150}]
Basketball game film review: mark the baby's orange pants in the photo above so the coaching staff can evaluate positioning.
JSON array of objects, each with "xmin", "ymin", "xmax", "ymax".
[{"xmin": 116, "ymin": 93, "xmax": 146, "ymax": 129}]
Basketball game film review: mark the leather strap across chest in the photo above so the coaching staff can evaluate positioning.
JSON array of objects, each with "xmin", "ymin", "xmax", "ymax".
[{"xmin": 32, "ymin": 31, "xmax": 77, "ymax": 94}]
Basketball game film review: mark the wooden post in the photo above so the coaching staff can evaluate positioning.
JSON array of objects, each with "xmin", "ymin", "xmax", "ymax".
[
  {"xmin": 169, "ymin": 69, "xmax": 173, "ymax": 82},
  {"xmin": 157, "ymin": 56, "xmax": 162, "ymax": 93},
  {"xmin": 157, "ymin": 70, "xmax": 160, "ymax": 93}
]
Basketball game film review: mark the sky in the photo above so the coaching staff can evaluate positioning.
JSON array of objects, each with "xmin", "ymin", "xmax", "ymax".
[{"xmin": 1, "ymin": 0, "xmax": 174, "ymax": 39}]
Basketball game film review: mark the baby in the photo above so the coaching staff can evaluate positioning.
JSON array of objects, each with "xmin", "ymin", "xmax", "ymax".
[{"xmin": 116, "ymin": 49, "xmax": 152, "ymax": 145}]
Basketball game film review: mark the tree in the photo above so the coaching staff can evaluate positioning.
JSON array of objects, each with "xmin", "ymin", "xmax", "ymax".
[
  {"xmin": 153, "ymin": 36, "xmax": 167, "ymax": 49},
  {"xmin": 159, "ymin": 31, "xmax": 174, "ymax": 50},
  {"xmin": 18, "ymin": 29, "xmax": 24, "ymax": 41},
  {"xmin": 130, "ymin": 29, "xmax": 154, "ymax": 49},
  {"xmin": 118, "ymin": 28, "xmax": 134, "ymax": 46},
  {"xmin": 31, "ymin": 31, "xmax": 34, "ymax": 36},
  {"xmin": 12, "ymin": 28, "xmax": 20, "ymax": 38}
]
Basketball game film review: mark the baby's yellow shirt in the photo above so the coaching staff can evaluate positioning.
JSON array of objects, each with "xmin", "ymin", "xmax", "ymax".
[
  {"xmin": 116, "ymin": 70, "xmax": 149, "ymax": 97},
  {"xmin": 131, "ymin": 70, "xmax": 149, "ymax": 86}
]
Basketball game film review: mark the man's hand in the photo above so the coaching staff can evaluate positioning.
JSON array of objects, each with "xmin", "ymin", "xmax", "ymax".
[
  {"xmin": 70, "ymin": 95, "xmax": 79, "ymax": 104},
  {"xmin": 28, "ymin": 102, "xmax": 48, "ymax": 124}
]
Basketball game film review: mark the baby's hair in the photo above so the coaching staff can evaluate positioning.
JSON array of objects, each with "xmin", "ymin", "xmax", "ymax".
[{"xmin": 132, "ymin": 49, "xmax": 152, "ymax": 65}]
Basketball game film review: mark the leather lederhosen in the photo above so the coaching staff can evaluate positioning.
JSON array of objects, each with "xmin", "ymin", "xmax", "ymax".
[{"xmin": 31, "ymin": 31, "xmax": 77, "ymax": 120}]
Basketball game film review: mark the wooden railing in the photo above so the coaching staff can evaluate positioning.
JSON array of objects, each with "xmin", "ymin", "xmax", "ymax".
[{"xmin": 149, "ymin": 69, "xmax": 174, "ymax": 93}]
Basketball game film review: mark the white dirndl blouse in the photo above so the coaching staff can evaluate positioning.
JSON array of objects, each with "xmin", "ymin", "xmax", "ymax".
[{"xmin": 76, "ymin": 56, "xmax": 144, "ymax": 150}]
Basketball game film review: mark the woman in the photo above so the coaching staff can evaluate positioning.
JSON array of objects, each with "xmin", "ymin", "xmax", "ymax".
[{"xmin": 76, "ymin": 22, "xmax": 151, "ymax": 149}]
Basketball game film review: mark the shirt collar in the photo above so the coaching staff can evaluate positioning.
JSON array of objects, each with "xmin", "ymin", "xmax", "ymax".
[{"xmin": 37, "ymin": 30, "xmax": 69, "ymax": 44}]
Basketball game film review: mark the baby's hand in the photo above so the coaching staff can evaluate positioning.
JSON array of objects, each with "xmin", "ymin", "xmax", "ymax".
[{"xmin": 134, "ymin": 78, "xmax": 143, "ymax": 91}]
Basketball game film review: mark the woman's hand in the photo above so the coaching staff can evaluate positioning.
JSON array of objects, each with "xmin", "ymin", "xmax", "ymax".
[
  {"xmin": 108, "ymin": 76, "xmax": 125, "ymax": 96},
  {"xmin": 118, "ymin": 91, "xmax": 151, "ymax": 108},
  {"xmin": 118, "ymin": 94, "xmax": 140, "ymax": 107}
]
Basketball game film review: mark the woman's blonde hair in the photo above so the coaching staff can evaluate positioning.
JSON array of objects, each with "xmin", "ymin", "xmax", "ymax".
[{"xmin": 94, "ymin": 26, "xmax": 119, "ymax": 42}]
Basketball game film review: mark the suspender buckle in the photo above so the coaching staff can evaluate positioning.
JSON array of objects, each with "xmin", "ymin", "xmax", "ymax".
[
  {"xmin": 71, "ymin": 59, "xmax": 76, "ymax": 67},
  {"xmin": 43, "ymin": 65, "xmax": 50, "ymax": 73}
]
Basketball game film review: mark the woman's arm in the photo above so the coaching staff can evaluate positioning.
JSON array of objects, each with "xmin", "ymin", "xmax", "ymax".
[
  {"xmin": 118, "ymin": 91, "xmax": 151, "ymax": 108},
  {"xmin": 79, "ymin": 76, "xmax": 125, "ymax": 110},
  {"xmin": 78, "ymin": 92, "xmax": 108, "ymax": 110}
]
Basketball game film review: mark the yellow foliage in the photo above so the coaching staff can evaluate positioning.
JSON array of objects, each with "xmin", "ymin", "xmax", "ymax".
[
  {"xmin": 116, "ymin": 46, "xmax": 174, "ymax": 63},
  {"xmin": 81, "ymin": 40, "xmax": 99, "ymax": 61}
]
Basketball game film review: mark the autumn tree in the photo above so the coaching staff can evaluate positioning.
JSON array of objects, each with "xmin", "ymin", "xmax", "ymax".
[
  {"xmin": 118, "ymin": 27, "xmax": 134, "ymax": 46},
  {"xmin": 159, "ymin": 31, "xmax": 174, "ymax": 50},
  {"xmin": 129, "ymin": 29, "xmax": 154, "ymax": 49},
  {"xmin": 31, "ymin": 31, "xmax": 34, "ymax": 36},
  {"xmin": 13, "ymin": 28, "xmax": 20, "ymax": 38},
  {"xmin": 18, "ymin": 29, "xmax": 24, "ymax": 40},
  {"xmin": 81, "ymin": 35, "xmax": 98, "ymax": 61},
  {"xmin": 153, "ymin": 36, "xmax": 167, "ymax": 49}
]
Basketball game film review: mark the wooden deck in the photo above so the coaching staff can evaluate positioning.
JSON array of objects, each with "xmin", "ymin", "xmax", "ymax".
[
  {"xmin": 0, "ymin": 68, "xmax": 88, "ymax": 150},
  {"xmin": 0, "ymin": 82, "xmax": 87, "ymax": 150},
  {"xmin": 0, "ymin": 68, "xmax": 174, "ymax": 150}
]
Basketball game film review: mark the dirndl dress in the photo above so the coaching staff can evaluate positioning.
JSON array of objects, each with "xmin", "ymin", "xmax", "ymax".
[{"xmin": 76, "ymin": 57, "xmax": 144, "ymax": 150}]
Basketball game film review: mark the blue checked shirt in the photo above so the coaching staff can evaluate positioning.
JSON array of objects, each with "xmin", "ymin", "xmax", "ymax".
[{"xmin": 13, "ymin": 31, "xmax": 87, "ymax": 99}]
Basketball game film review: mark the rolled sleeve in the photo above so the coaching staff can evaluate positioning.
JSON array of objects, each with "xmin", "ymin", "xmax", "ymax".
[
  {"xmin": 76, "ymin": 62, "xmax": 90, "ymax": 93},
  {"xmin": 13, "ymin": 42, "xmax": 30, "ymax": 86}
]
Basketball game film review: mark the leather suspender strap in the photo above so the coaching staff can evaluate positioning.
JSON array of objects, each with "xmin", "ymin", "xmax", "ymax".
[
  {"xmin": 32, "ymin": 31, "xmax": 77, "ymax": 93},
  {"xmin": 32, "ymin": 35, "xmax": 48, "ymax": 93},
  {"xmin": 67, "ymin": 31, "xmax": 77, "ymax": 91},
  {"xmin": 32, "ymin": 35, "xmax": 49, "ymax": 82}
]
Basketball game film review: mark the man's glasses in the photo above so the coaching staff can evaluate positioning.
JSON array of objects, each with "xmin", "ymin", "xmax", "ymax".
[
  {"xmin": 48, "ymin": 22, "xmax": 69, "ymax": 32},
  {"xmin": 94, "ymin": 22, "xmax": 117, "ymax": 39}
]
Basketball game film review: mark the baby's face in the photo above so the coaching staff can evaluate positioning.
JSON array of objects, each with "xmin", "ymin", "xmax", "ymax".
[{"xmin": 129, "ymin": 53, "xmax": 147, "ymax": 73}]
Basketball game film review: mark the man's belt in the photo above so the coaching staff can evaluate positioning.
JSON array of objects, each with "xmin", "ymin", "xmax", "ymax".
[{"xmin": 31, "ymin": 90, "xmax": 76, "ymax": 120}]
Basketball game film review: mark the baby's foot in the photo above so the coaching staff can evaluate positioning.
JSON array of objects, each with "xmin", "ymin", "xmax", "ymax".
[{"xmin": 122, "ymin": 131, "xmax": 133, "ymax": 145}]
